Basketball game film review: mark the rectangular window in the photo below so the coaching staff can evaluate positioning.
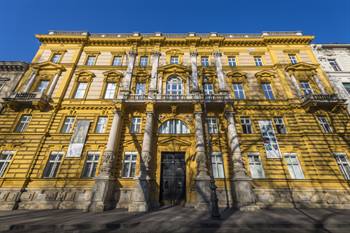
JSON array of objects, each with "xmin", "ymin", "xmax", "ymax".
[
  {"xmin": 122, "ymin": 152, "xmax": 137, "ymax": 178},
  {"xmin": 273, "ymin": 117, "xmax": 287, "ymax": 134},
  {"xmin": 300, "ymin": 81, "xmax": 313, "ymax": 95},
  {"xmin": 61, "ymin": 116, "xmax": 75, "ymax": 133},
  {"xmin": 334, "ymin": 153, "xmax": 350, "ymax": 180},
  {"xmin": 95, "ymin": 117, "xmax": 107, "ymax": 133},
  {"xmin": 211, "ymin": 152, "xmax": 224, "ymax": 178},
  {"xmin": 288, "ymin": 54, "xmax": 298, "ymax": 64},
  {"xmin": 51, "ymin": 54, "xmax": 61, "ymax": 63},
  {"xmin": 254, "ymin": 56, "xmax": 263, "ymax": 66},
  {"xmin": 85, "ymin": 55, "xmax": 96, "ymax": 66},
  {"xmin": 15, "ymin": 115, "xmax": 31, "ymax": 132},
  {"xmin": 43, "ymin": 152, "xmax": 63, "ymax": 178},
  {"xmin": 0, "ymin": 151, "xmax": 14, "ymax": 177},
  {"xmin": 241, "ymin": 117, "xmax": 252, "ymax": 134},
  {"xmin": 104, "ymin": 82, "xmax": 116, "ymax": 99},
  {"xmin": 170, "ymin": 56, "xmax": 179, "ymax": 64},
  {"xmin": 328, "ymin": 59, "xmax": 341, "ymax": 71},
  {"xmin": 233, "ymin": 83, "xmax": 245, "ymax": 99},
  {"xmin": 74, "ymin": 82, "xmax": 88, "ymax": 99},
  {"xmin": 82, "ymin": 152, "xmax": 99, "ymax": 178},
  {"xmin": 112, "ymin": 56, "xmax": 122, "ymax": 66},
  {"xmin": 201, "ymin": 56, "xmax": 209, "ymax": 67},
  {"xmin": 228, "ymin": 56, "xmax": 237, "ymax": 67},
  {"xmin": 203, "ymin": 83, "xmax": 214, "ymax": 98},
  {"xmin": 130, "ymin": 117, "xmax": 141, "ymax": 133},
  {"xmin": 140, "ymin": 56, "xmax": 148, "ymax": 67},
  {"xmin": 35, "ymin": 80, "xmax": 50, "ymax": 93},
  {"xmin": 207, "ymin": 117, "xmax": 219, "ymax": 134},
  {"xmin": 258, "ymin": 120, "xmax": 281, "ymax": 158},
  {"xmin": 135, "ymin": 83, "xmax": 146, "ymax": 95},
  {"xmin": 284, "ymin": 153, "xmax": 304, "ymax": 179},
  {"xmin": 317, "ymin": 116, "xmax": 333, "ymax": 133},
  {"xmin": 248, "ymin": 153, "xmax": 265, "ymax": 179},
  {"xmin": 261, "ymin": 83, "xmax": 274, "ymax": 100},
  {"xmin": 343, "ymin": 83, "xmax": 350, "ymax": 94}
]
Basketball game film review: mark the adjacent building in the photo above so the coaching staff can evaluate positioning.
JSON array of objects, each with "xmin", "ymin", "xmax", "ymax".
[{"xmin": 0, "ymin": 31, "xmax": 350, "ymax": 212}]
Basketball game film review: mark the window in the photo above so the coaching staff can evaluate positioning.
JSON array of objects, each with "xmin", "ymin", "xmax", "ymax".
[
  {"xmin": 130, "ymin": 117, "xmax": 141, "ymax": 133},
  {"xmin": 203, "ymin": 83, "xmax": 214, "ymax": 96},
  {"xmin": 61, "ymin": 116, "xmax": 75, "ymax": 133},
  {"xmin": 85, "ymin": 55, "xmax": 96, "ymax": 66},
  {"xmin": 166, "ymin": 77, "xmax": 183, "ymax": 96},
  {"xmin": 74, "ymin": 82, "xmax": 88, "ymax": 99},
  {"xmin": 241, "ymin": 117, "xmax": 252, "ymax": 134},
  {"xmin": 136, "ymin": 83, "xmax": 146, "ymax": 95},
  {"xmin": 0, "ymin": 151, "xmax": 14, "ymax": 177},
  {"xmin": 328, "ymin": 59, "xmax": 341, "ymax": 71},
  {"xmin": 140, "ymin": 56, "xmax": 148, "ymax": 67},
  {"xmin": 334, "ymin": 153, "xmax": 350, "ymax": 180},
  {"xmin": 261, "ymin": 83, "xmax": 274, "ymax": 100},
  {"xmin": 211, "ymin": 152, "xmax": 224, "ymax": 178},
  {"xmin": 43, "ymin": 152, "xmax": 63, "ymax": 178},
  {"xmin": 288, "ymin": 54, "xmax": 298, "ymax": 64},
  {"xmin": 207, "ymin": 117, "xmax": 219, "ymax": 134},
  {"xmin": 248, "ymin": 153, "xmax": 265, "ymax": 179},
  {"xmin": 122, "ymin": 152, "xmax": 137, "ymax": 178},
  {"xmin": 170, "ymin": 56, "xmax": 179, "ymax": 64},
  {"xmin": 35, "ymin": 80, "xmax": 50, "ymax": 93},
  {"xmin": 201, "ymin": 56, "xmax": 209, "ymax": 67},
  {"xmin": 228, "ymin": 56, "xmax": 237, "ymax": 67},
  {"xmin": 284, "ymin": 153, "xmax": 304, "ymax": 179},
  {"xmin": 51, "ymin": 54, "xmax": 61, "ymax": 63},
  {"xmin": 15, "ymin": 115, "xmax": 31, "ymax": 132},
  {"xmin": 233, "ymin": 83, "xmax": 245, "ymax": 99},
  {"xmin": 274, "ymin": 117, "xmax": 287, "ymax": 134},
  {"xmin": 82, "ymin": 152, "xmax": 99, "ymax": 178},
  {"xmin": 258, "ymin": 120, "xmax": 281, "ymax": 158},
  {"xmin": 300, "ymin": 81, "xmax": 313, "ymax": 95},
  {"xmin": 95, "ymin": 117, "xmax": 107, "ymax": 133},
  {"xmin": 343, "ymin": 83, "xmax": 350, "ymax": 95},
  {"xmin": 254, "ymin": 56, "xmax": 263, "ymax": 66},
  {"xmin": 159, "ymin": 119, "xmax": 189, "ymax": 134},
  {"xmin": 112, "ymin": 56, "xmax": 122, "ymax": 66},
  {"xmin": 104, "ymin": 82, "xmax": 116, "ymax": 99},
  {"xmin": 0, "ymin": 81, "xmax": 5, "ymax": 92},
  {"xmin": 317, "ymin": 116, "xmax": 333, "ymax": 133}
]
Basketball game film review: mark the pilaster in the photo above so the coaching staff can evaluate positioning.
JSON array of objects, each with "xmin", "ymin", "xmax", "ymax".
[
  {"xmin": 213, "ymin": 51, "xmax": 228, "ymax": 93},
  {"xmin": 149, "ymin": 51, "xmax": 160, "ymax": 96},
  {"xmin": 23, "ymin": 70, "xmax": 38, "ymax": 93},
  {"xmin": 120, "ymin": 50, "xmax": 137, "ymax": 98},
  {"xmin": 190, "ymin": 51, "xmax": 200, "ymax": 92}
]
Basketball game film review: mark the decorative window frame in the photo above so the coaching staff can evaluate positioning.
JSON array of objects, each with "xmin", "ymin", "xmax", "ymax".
[
  {"xmin": 110, "ymin": 52, "xmax": 125, "ymax": 66},
  {"xmin": 100, "ymin": 70, "xmax": 123, "ymax": 99},
  {"xmin": 83, "ymin": 51, "xmax": 100, "ymax": 66},
  {"xmin": 0, "ymin": 150, "xmax": 17, "ymax": 177},
  {"xmin": 49, "ymin": 50, "xmax": 66, "ymax": 63},
  {"xmin": 30, "ymin": 73, "xmax": 52, "ymax": 94},
  {"xmin": 41, "ymin": 150, "xmax": 65, "ymax": 178},
  {"xmin": 131, "ymin": 70, "xmax": 150, "ymax": 95},
  {"xmin": 166, "ymin": 49, "xmax": 183, "ymax": 64},
  {"xmin": 70, "ymin": 70, "xmax": 95, "ymax": 99}
]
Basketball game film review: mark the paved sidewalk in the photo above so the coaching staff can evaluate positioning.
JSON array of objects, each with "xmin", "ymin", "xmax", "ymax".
[{"xmin": 0, "ymin": 206, "xmax": 350, "ymax": 233}]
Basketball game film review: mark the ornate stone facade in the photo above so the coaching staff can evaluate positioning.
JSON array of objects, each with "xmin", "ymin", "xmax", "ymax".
[{"xmin": 0, "ymin": 32, "xmax": 349, "ymax": 212}]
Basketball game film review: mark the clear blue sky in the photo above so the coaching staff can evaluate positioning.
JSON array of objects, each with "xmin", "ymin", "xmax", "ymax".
[{"xmin": 1, "ymin": 0, "xmax": 349, "ymax": 62}]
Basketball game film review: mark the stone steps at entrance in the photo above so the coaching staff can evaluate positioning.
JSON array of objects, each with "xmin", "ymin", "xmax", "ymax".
[{"xmin": 1, "ymin": 207, "xmax": 350, "ymax": 233}]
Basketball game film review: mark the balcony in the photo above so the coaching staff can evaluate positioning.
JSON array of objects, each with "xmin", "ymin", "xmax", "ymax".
[
  {"xmin": 301, "ymin": 94, "xmax": 346, "ymax": 112},
  {"xmin": 124, "ymin": 94, "xmax": 231, "ymax": 104},
  {"xmin": 3, "ymin": 92, "xmax": 50, "ymax": 111}
]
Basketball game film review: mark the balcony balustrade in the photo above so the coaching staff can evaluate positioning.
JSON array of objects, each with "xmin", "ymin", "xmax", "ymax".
[
  {"xmin": 301, "ymin": 93, "xmax": 346, "ymax": 112},
  {"xmin": 124, "ymin": 94, "xmax": 231, "ymax": 104},
  {"xmin": 3, "ymin": 92, "xmax": 50, "ymax": 111}
]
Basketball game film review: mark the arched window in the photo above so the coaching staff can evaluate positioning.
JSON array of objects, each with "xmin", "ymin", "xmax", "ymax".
[
  {"xmin": 166, "ymin": 76, "xmax": 183, "ymax": 95},
  {"xmin": 159, "ymin": 119, "xmax": 189, "ymax": 134}
]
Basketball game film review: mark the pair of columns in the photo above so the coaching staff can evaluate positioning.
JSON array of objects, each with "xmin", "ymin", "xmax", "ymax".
[{"xmin": 289, "ymin": 72, "xmax": 327, "ymax": 97}]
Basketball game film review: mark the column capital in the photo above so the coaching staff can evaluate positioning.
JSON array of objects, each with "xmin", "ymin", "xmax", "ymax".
[
  {"xmin": 190, "ymin": 51, "xmax": 198, "ymax": 57},
  {"xmin": 193, "ymin": 103, "xmax": 202, "ymax": 113},
  {"xmin": 145, "ymin": 102, "xmax": 154, "ymax": 113},
  {"xmin": 152, "ymin": 51, "xmax": 161, "ymax": 56},
  {"xmin": 113, "ymin": 103, "xmax": 124, "ymax": 113},
  {"xmin": 213, "ymin": 51, "xmax": 222, "ymax": 57},
  {"xmin": 128, "ymin": 50, "xmax": 138, "ymax": 56}
]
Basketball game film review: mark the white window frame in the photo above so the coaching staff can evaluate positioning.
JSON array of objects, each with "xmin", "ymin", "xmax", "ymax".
[
  {"xmin": 0, "ymin": 151, "xmax": 14, "ymax": 177},
  {"xmin": 284, "ymin": 153, "xmax": 304, "ymax": 179},
  {"xmin": 74, "ymin": 82, "xmax": 88, "ymax": 99},
  {"xmin": 104, "ymin": 82, "xmax": 116, "ymax": 99},
  {"xmin": 334, "ymin": 153, "xmax": 350, "ymax": 180},
  {"xmin": 159, "ymin": 119, "xmax": 189, "ymax": 134},
  {"xmin": 342, "ymin": 83, "xmax": 350, "ymax": 95},
  {"xmin": 15, "ymin": 115, "xmax": 31, "ymax": 132},
  {"xmin": 43, "ymin": 152, "xmax": 63, "ymax": 178},
  {"xmin": 0, "ymin": 81, "xmax": 5, "ymax": 92},
  {"xmin": 317, "ymin": 116, "xmax": 333, "ymax": 133},
  {"xmin": 241, "ymin": 117, "xmax": 252, "ymax": 134},
  {"xmin": 112, "ymin": 56, "xmax": 122, "ymax": 66},
  {"xmin": 122, "ymin": 152, "xmax": 137, "ymax": 178},
  {"xmin": 170, "ymin": 56, "xmax": 179, "ymax": 64},
  {"xmin": 130, "ymin": 117, "xmax": 141, "ymax": 133},
  {"xmin": 300, "ymin": 81, "xmax": 313, "ymax": 95},
  {"xmin": 254, "ymin": 56, "xmax": 263, "ymax": 66},
  {"xmin": 233, "ymin": 83, "xmax": 245, "ymax": 99},
  {"xmin": 35, "ymin": 80, "xmax": 50, "ymax": 93},
  {"xmin": 166, "ymin": 77, "xmax": 183, "ymax": 96},
  {"xmin": 248, "ymin": 153, "xmax": 265, "ymax": 179},
  {"xmin": 228, "ymin": 56, "xmax": 237, "ymax": 67},
  {"xmin": 201, "ymin": 56, "xmax": 209, "ymax": 67},
  {"xmin": 211, "ymin": 152, "xmax": 224, "ymax": 178},
  {"xmin": 207, "ymin": 117, "xmax": 219, "ymax": 134},
  {"xmin": 273, "ymin": 117, "xmax": 287, "ymax": 134},
  {"xmin": 258, "ymin": 120, "xmax": 281, "ymax": 158},
  {"xmin": 328, "ymin": 59, "xmax": 341, "ymax": 71},
  {"xmin": 82, "ymin": 152, "xmax": 100, "ymax": 178},
  {"xmin": 288, "ymin": 54, "xmax": 298, "ymax": 64},
  {"xmin": 51, "ymin": 54, "xmax": 61, "ymax": 63},
  {"xmin": 140, "ymin": 56, "xmax": 148, "ymax": 67},
  {"xmin": 135, "ymin": 83, "xmax": 146, "ymax": 95},
  {"xmin": 95, "ymin": 116, "xmax": 107, "ymax": 133},
  {"xmin": 261, "ymin": 83, "xmax": 274, "ymax": 100},
  {"xmin": 86, "ymin": 55, "xmax": 96, "ymax": 66},
  {"xmin": 61, "ymin": 116, "xmax": 75, "ymax": 133}
]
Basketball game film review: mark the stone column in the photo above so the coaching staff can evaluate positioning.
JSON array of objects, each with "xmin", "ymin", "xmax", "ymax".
[
  {"xmin": 313, "ymin": 74, "xmax": 326, "ymax": 94},
  {"xmin": 194, "ymin": 104, "xmax": 211, "ymax": 210},
  {"xmin": 225, "ymin": 109, "xmax": 257, "ymax": 210},
  {"xmin": 89, "ymin": 107, "xmax": 122, "ymax": 212},
  {"xmin": 288, "ymin": 73, "xmax": 302, "ymax": 97},
  {"xmin": 190, "ymin": 52, "xmax": 199, "ymax": 92},
  {"xmin": 149, "ymin": 52, "xmax": 160, "ymax": 96},
  {"xmin": 213, "ymin": 51, "xmax": 228, "ymax": 93},
  {"xmin": 46, "ymin": 71, "xmax": 62, "ymax": 98},
  {"xmin": 120, "ymin": 51, "xmax": 137, "ymax": 97},
  {"xmin": 129, "ymin": 104, "xmax": 155, "ymax": 212},
  {"xmin": 23, "ymin": 70, "xmax": 38, "ymax": 93}
]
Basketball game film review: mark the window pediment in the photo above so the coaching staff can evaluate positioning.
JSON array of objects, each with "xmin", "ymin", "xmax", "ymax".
[
  {"xmin": 32, "ymin": 61, "xmax": 66, "ymax": 71},
  {"xmin": 103, "ymin": 70, "xmax": 123, "ymax": 82},
  {"xmin": 285, "ymin": 62, "xmax": 317, "ymax": 73},
  {"xmin": 158, "ymin": 63, "xmax": 190, "ymax": 73},
  {"xmin": 255, "ymin": 70, "xmax": 276, "ymax": 83},
  {"xmin": 75, "ymin": 70, "xmax": 95, "ymax": 82},
  {"xmin": 226, "ymin": 71, "xmax": 247, "ymax": 82}
]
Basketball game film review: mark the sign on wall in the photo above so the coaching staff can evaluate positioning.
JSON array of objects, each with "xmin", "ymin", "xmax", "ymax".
[
  {"xmin": 67, "ymin": 120, "xmax": 90, "ymax": 158},
  {"xmin": 258, "ymin": 120, "xmax": 281, "ymax": 159}
]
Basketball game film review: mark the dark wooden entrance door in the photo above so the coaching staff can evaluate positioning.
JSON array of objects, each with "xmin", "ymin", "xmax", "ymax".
[{"xmin": 160, "ymin": 153, "xmax": 186, "ymax": 205}]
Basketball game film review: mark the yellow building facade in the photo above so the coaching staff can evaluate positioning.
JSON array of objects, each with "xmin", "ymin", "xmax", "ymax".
[{"xmin": 1, "ymin": 31, "xmax": 350, "ymax": 211}]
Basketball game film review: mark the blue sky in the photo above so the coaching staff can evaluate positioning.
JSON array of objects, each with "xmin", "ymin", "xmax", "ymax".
[{"xmin": 1, "ymin": 0, "xmax": 349, "ymax": 62}]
